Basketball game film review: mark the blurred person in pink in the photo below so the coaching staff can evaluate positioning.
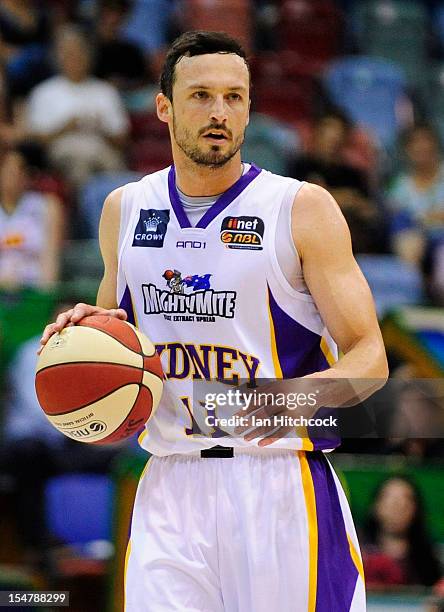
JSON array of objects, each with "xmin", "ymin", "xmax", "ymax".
[
  {"xmin": 26, "ymin": 24, "xmax": 129, "ymax": 188},
  {"xmin": 0, "ymin": 143, "xmax": 63, "ymax": 289},
  {"xmin": 362, "ymin": 476, "xmax": 442, "ymax": 589}
]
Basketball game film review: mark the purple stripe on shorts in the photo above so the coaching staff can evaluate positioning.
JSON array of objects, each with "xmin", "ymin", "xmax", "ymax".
[
  {"xmin": 118, "ymin": 284, "xmax": 136, "ymax": 326},
  {"xmin": 307, "ymin": 452, "xmax": 358, "ymax": 611}
]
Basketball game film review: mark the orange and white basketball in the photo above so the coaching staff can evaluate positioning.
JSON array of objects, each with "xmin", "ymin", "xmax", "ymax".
[{"xmin": 35, "ymin": 315, "xmax": 163, "ymax": 444}]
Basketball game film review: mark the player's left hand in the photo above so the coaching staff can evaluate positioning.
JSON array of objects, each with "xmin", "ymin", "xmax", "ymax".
[{"xmin": 233, "ymin": 378, "xmax": 320, "ymax": 447}]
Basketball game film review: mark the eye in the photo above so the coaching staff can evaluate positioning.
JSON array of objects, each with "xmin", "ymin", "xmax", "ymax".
[
  {"xmin": 193, "ymin": 91, "xmax": 209, "ymax": 99},
  {"xmin": 228, "ymin": 93, "xmax": 241, "ymax": 101}
]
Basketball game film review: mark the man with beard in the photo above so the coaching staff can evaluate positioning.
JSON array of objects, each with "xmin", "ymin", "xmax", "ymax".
[{"xmin": 40, "ymin": 31, "xmax": 388, "ymax": 611}]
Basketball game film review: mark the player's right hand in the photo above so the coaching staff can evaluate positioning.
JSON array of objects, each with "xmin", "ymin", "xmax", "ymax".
[{"xmin": 38, "ymin": 303, "xmax": 128, "ymax": 354}]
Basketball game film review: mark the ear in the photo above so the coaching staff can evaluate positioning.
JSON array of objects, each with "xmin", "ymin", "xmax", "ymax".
[
  {"xmin": 246, "ymin": 99, "xmax": 251, "ymax": 127},
  {"xmin": 156, "ymin": 93, "xmax": 172, "ymax": 124}
]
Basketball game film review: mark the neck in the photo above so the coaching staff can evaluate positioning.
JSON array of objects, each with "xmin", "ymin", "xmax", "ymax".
[
  {"xmin": 1, "ymin": 194, "xmax": 19, "ymax": 213},
  {"xmin": 172, "ymin": 148, "xmax": 243, "ymax": 197},
  {"xmin": 413, "ymin": 163, "xmax": 440, "ymax": 182}
]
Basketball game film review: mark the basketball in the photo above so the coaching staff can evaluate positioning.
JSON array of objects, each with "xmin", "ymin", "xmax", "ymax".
[{"xmin": 35, "ymin": 315, "xmax": 164, "ymax": 444}]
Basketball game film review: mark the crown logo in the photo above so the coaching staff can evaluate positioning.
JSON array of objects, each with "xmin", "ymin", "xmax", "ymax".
[{"xmin": 143, "ymin": 215, "xmax": 161, "ymax": 232}]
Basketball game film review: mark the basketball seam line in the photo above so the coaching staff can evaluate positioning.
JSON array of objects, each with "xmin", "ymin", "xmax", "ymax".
[
  {"xmin": 41, "ymin": 381, "xmax": 146, "ymax": 416},
  {"xmin": 36, "ymin": 360, "xmax": 163, "ymax": 385},
  {"xmin": 104, "ymin": 385, "xmax": 153, "ymax": 443},
  {"xmin": 79, "ymin": 322, "xmax": 146, "ymax": 357}
]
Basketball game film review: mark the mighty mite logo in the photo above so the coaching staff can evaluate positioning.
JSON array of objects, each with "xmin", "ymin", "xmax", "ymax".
[
  {"xmin": 142, "ymin": 269, "xmax": 237, "ymax": 322},
  {"xmin": 220, "ymin": 215, "xmax": 264, "ymax": 250}
]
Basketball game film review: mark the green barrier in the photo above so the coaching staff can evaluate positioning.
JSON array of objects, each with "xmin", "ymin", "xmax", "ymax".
[
  {"xmin": 0, "ymin": 289, "xmax": 59, "ymax": 369},
  {"xmin": 330, "ymin": 454, "xmax": 444, "ymax": 543}
]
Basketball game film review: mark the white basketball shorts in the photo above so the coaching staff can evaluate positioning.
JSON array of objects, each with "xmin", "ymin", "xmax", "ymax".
[{"xmin": 124, "ymin": 448, "xmax": 365, "ymax": 611}]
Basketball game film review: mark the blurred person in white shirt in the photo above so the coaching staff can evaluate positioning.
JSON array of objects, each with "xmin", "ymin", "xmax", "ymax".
[{"xmin": 26, "ymin": 24, "xmax": 129, "ymax": 189}]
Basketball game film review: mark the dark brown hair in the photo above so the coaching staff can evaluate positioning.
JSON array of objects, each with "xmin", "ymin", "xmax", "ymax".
[{"xmin": 160, "ymin": 31, "xmax": 249, "ymax": 101}]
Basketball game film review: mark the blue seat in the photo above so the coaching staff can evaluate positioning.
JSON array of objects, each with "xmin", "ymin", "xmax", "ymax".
[
  {"xmin": 350, "ymin": 0, "xmax": 428, "ymax": 86},
  {"xmin": 356, "ymin": 254, "xmax": 424, "ymax": 317},
  {"xmin": 45, "ymin": 474, "xmax": 114, "ymax": 545},
  {"xmin": 323, "ymin": 56, "xmax": 409, "ymax": 149},
  {"xmin": 79, "ymin": 171, "xmax": 142, "ymax": 238},
  {"xmin": 243, "ymin": 113, "xmax": 300, "ymax": 175}
]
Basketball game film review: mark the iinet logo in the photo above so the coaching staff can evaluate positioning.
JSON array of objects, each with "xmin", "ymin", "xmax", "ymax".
[{"xmin": 226, "ymin": 216, "xmax": 260, "ymax": 231}]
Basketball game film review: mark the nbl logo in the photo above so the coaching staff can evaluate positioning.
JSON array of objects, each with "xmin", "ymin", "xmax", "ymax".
[{"xmin": 220, "ymin": 216, "xmax": 264, "ymax": 250}]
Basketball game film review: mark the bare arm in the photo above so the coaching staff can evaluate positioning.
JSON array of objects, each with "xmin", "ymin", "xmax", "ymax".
[
  {"xmin": 294, "ymin": 183, "xmax": 388, "ymax": 383},
  {"xmin": 39, "ymin": 188, "xmax": 127, "ymax": 351},
  {"xmin": 96, "ymin": 187, "xmax": 123, "ymax": 308},
  {"xmin": 236, "ymin": 183, "xmax": 389, "ymax": 444}
]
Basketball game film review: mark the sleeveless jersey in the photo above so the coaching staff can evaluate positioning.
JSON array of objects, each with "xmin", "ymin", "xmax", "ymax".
[
  {"xmin": 117, "ymin": 164, "xmax": 340, "ymax": 456},
  {"xmin": 0, "ymin": 191, "xmax": 50, "ymax": 287}
]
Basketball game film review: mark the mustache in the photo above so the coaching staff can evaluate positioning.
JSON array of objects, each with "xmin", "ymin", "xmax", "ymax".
[{"xmin": 199, "ymin": 124, "xmax": 232, "ymax": 138}]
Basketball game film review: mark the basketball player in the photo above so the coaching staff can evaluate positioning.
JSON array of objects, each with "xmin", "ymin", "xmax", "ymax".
[{"xmin": 40, "ymin": 32, "xmax": 388, "ymax": 611}]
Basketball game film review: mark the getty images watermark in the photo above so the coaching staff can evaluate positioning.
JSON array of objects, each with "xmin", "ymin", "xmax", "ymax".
[{"xmin": 203, "ymin": 389, "xmax": 338, "ymax": 429}]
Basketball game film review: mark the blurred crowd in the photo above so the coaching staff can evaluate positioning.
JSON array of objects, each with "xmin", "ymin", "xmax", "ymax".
[{"xmin": 0, "ymin": 0, "xmax": 443, "ymax": 605}]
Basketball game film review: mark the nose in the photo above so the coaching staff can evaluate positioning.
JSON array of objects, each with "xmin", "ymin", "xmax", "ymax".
[{"xmin": 209, "ymin": 94, "xmax": 227, "ymax": 124}]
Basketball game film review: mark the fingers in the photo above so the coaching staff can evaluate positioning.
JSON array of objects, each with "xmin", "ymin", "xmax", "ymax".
[{"xmin": 38, "ymin": 303, "xmax": 129, "ymax": 354}]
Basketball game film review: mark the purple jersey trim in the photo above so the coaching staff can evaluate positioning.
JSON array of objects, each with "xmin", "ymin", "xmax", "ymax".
[
  {"xmin": 307, "ymin": 452, "xmax": 359, "ymax": 611},
  {"xmin": 167, "ymin": 164, "xmax": 262, "ymax": 229},
  {"xmin": 268, "ymin": 286, "xmax": 329, "ymax": 377},
  {"xmin": 118, "ymin": 284, "xmax": 136, "ymax": 326},
  {"xmin": 268, "ymin": 286, "xmax": 341, "ymax": 450}
]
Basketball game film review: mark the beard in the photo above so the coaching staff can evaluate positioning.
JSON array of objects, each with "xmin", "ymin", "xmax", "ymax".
[{"xmin": 172, "ymin": 117, "xmax": 245, "ymax": 168}]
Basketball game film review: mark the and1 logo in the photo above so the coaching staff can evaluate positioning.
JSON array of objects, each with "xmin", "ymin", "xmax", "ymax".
[
  {"xmin": 133, "ymin": 209, "xmax": 170, "ymax": 248},
  {"xmin": 220, "ymin": 216, "xmax": 264, "ymax": 250}
]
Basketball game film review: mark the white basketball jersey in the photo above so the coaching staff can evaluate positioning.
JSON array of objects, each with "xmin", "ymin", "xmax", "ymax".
[
  {"xmin": 0, "ymin": 192, "xmax": 49, "ymax": 286},
  {"xmin": 117, "ymin": 164, "xmax": 339, "ymax": 456}
]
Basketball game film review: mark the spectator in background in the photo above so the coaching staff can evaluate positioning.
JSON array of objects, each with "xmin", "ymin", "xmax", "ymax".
[
  {"xmin": 94, "ymin": 0, "xmax": 148, "ymax": 90},
  {"xmin": 27, "ymin": 25, "xmax": 129, "ymax": 189},
  {"xmin": 0, "ymin": 144, "xmax": 63, "ymax": 290},
  {"xmin": 362, "ymin": 476, "xmax": 442, "ymax": 589},
  {"xmin": 387, "ymin": 124, "xmax": 444, "ymax": 267},
  {"xmin": 0, "ymin": 0, "xmax": 51, "ymax": 96},
  {"xmin": 288, "ymin": 111, "xmax": 386, "ymax": 253},
  {"xmin": 386, "ymin": 380, "xmax": 444, "ymax": 459},
  {"xmin": 0, "ymin": 65, "xmax": 27, "ymax": 149},
  {"xmin": 0, "ymin": 300, "xmax": 124, "ymax": 564}
]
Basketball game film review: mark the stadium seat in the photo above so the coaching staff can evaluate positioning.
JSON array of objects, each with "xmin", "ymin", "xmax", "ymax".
[
  {"xmin": 278, "ymin": 0, "xmax": 343, "ymax": 67},
  {"xmin": 243, "ymin": 112, "xmax": 300, "ymax": 174},
  {"xmin": 79, "ymin": 171, "xmax": 142, "ymax": 238},
  {"xmin": 252, "ymin": 74, "xmax": 317, "ymax": 124},
  {"xmin": 45, "ymin": 474, "xmax": 114, "ymax": 546},
  {"xmin": 129, "ymin": 137, "xmax": 172, "ymax": 174},
  {"xmin": 350, "ymin": 0, "xmax": 428, "ymax": 86},
  {"xmin": 419, "ymin": 64, "xmax": 444, "ymax": 144},
  {"xmin": 323, "ymin": 56, "xmax": 411, "ymax": 149},
  {"xmin": 44, "ymin": 474, "xmax": 114, "ymax": 589},
  {"xmin": 183, "ymin": 0, "xmax": 252, "ymax": 52},
  {"xmin": 129, "ymin": 111, "xmax": 168, "ymax": 141},
  {"xmin": 356, "ymin": 254, "xmax": 424, "ymax": 317}
]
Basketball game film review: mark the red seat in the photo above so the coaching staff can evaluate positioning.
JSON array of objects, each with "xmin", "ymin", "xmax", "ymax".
[
  {"xmin": 183, "ymin": 0, "xmax": 252, "ymax": 52},
  {"xmin": 129, "ymin": 137, "xmax": 172, "ymax": 174},
  {"xmin": 252, "ymin": 76, "xmax": 316, "ymax": 123},
  {"xmin": 129, "ymin": 112, "xmax": 168, "ymax": 141},
  {"xmin": 278, "ymin": 0, "xmax": 343, "ymax": 66}
]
